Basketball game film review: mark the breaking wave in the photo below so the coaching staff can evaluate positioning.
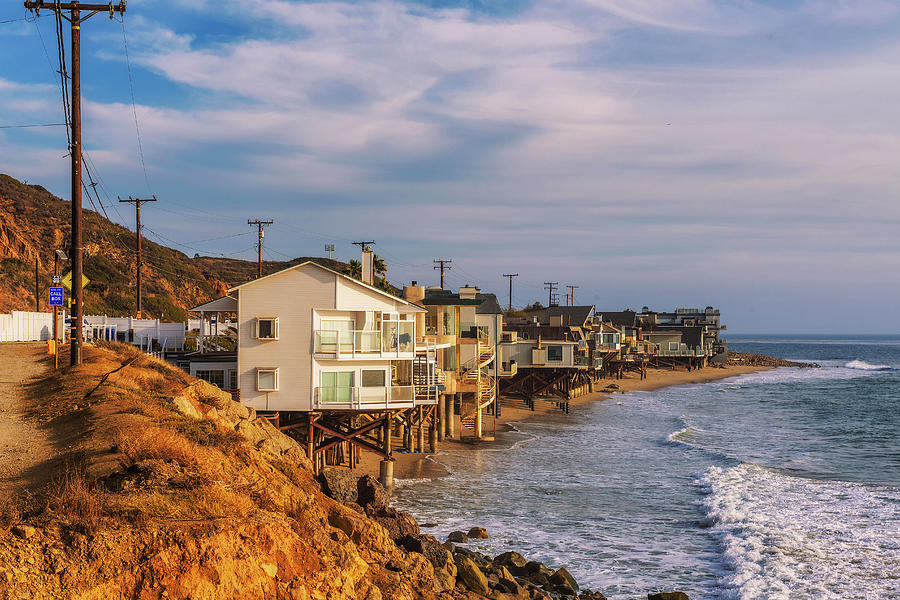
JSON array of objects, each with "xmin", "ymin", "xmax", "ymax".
[
  {"xmin": 697, "ymin": 464, "xmax": 900, "ymax": 600},
  {"xmin": 844, "ymin": 359, "xmax": 892, "ymax": 371}
]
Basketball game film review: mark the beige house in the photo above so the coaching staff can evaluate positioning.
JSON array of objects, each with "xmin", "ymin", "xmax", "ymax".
[{"xmin": 215, "ymin": 261, "xmax": 427, "ymax": 413}]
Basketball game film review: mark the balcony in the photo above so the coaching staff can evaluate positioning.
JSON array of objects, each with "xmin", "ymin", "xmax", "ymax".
[
  {"xmin": 314, "ymin": 322, "xmax": 415, "ymax": 358},
  {"xmin": 500, "ymin": 361, "xmax": 518, "ymax": 377},
  {"xmin": 314, "ymin": 385, "xmax": 415, "ymax": 409}
]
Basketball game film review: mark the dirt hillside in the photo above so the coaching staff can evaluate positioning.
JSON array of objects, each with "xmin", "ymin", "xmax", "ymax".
[
  {"xmin": 0, "ymin": 344, "xmax": 446, "ymax": 599},
  {"xmin": 0, "ymin": 173, "xmax": 345, "ymax": 320}
]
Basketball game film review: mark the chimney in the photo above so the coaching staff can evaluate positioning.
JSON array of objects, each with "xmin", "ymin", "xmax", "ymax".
[
  {"xmin": 458, "ymin": 285, "xmax": 479, "ymax": 300},
  {"xmin": 361, "ymin": 249, "xmax": 374, "ymax": 285}
]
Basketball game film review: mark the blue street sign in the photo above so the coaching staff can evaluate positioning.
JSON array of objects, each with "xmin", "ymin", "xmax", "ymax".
[
  {"xmin": 51, "ymin": 275, "xmax": 61, "ymax": 284},
  {"xmin": 49, "ymin": 287, "xmax": 64, "ymax": 306}
]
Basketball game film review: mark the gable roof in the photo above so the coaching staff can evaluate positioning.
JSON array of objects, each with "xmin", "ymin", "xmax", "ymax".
[
  {"xmin": 599, "ymin": 310, "xmax": 636, "ymax": 327},
  {"xmin": 227, "ymin": 261, "xmax": 425, "ymax": 312},
  {"xmin": 475, "ymin": 293, "xmax": 503, "ymax": 315},
  {"xmin": 525, "ymin": 305, "xmax": 594, "ymax": 327},
  {"xmin": 189, "ymin": 295, "xmax": 238, "ymax": 313}
]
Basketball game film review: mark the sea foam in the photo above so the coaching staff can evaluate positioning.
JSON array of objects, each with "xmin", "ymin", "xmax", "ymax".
[
  {"xmin": 844, "ymin": 359, "xmax": 892, "ymax": 371},
  {"xmin": 697, "ymin": 464, "xmax": 900, "ymax": 600}
]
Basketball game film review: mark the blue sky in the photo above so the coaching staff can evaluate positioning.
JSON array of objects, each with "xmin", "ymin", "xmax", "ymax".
[{"xmin": 2, "ymin": 0, "xmax": 900, "ymax": 333}]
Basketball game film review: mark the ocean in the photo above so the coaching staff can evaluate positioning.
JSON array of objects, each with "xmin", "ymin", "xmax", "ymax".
[{"xmin": 392, "ymin": 335, "xmax": 900, "ymax": 599}]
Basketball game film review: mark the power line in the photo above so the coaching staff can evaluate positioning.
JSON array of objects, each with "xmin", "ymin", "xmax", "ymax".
[
  {"xmin": 248, "ymin": 219, "xmax": 274, "ymax": 278},
  {"xmin": 544, "ymin": 282, "xmax": 559, "ymax": 307},
  {"xmin": 0, "ymin": 122, "xmax": 67, "ymax": 129},
  {"xmin": 433, "ymin": 259, "xmax": 451, "ymax": 290},
  {"xmin": 119, "ymin": 195, "xmax": 157, "ymax": 316},
  {"xmin": 502, "ymin": 273, "xmax": 518, "ymax": 311},
  {"xmin": 121, "ymin": 15, "xmax": 151, "ymax": 194}
]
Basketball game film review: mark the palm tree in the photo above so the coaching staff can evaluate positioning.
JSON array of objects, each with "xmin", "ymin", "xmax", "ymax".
[
  {"xmin": 373, "ymin": 254, "xmax": 387, "ymax": 278},
  {"xmin": 346, "ymin": 259, "xmax": 362, "ymax": 279}
]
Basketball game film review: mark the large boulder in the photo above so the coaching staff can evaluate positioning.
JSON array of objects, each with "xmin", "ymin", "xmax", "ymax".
[
  {"xmin": 433, "ymin": 566, "xmax": 456, "ymax": 592},
  {"xmin": 319, "ymin": 469, "xmax": 359, "ymax": 504},
  {"xmin": 549, "ymin": 567, "xmax": 578, "ymax": 591},
  {"xmin": 370, "ymin": 507, "xmax": 420, "ymax": 542},
  {"xmin": 493, "ymin": 551, "xmax": 527, "ymax": 570},
  {"xmin": 494, "ymin": 566, "xmax": 525, "ymax": 597},
  {"xmin": 579, "ymin": 592, "xmax": 608, "ymax": 600},
  {"xmin": 456, "ymin": 556, "xmax": 490, "ymax": 596},
  {"xmin": 447, "ymin": 531, "xmax": 468, "ymax": 543},
  {"xmin": 468, "ymin": 526, "xmax": 489, "ymax": 539},
  {"xmin": 357, "ymin": 474, "xmax": 390, "ymax": 509},
  {"xmin": 648, "ymin": 593, "xmax": 690, "ymax": 600}
]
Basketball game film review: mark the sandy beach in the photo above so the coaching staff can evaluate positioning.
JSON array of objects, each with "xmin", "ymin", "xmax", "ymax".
[{"xmin": 355, "ymin": 363, "xmax": 769, "ymax": 481}]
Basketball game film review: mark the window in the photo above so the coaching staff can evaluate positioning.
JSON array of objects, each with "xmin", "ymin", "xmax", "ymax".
[
  {"xmin": 229, "ymin": 370, "xmax": 237, "ymax": 390},
  {"xmin": 548, "ymin": 345, "xmax": 563, "ymax": 361},
  {"xmin": 256, "ymin": 317, "xmax": 279, "ymax": 340},
  {"xmin": 361, "ymin": 369, "xmax": 385, "ymax": 387},
  {"xmin": 442, "ymin": 307, "xmax": 456, "ymax": 335},
  {"xmin": 197, "ymin": 369, "xmax": 225, "ymax": 388},
  {"xmin": 320, "ymin": 371, "xmax": 353, "ymax": 403},
  {"xmin": 669, "ymin": 342, "xmax": 680, "ymax": 352},
  {"xmin": 257, "ymin": 368, "xmax": 279, "ymax": 391}
]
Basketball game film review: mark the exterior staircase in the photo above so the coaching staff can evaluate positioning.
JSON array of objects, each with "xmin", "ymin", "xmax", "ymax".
[{"xmin": 459, "ymin": 341, "xmax": 496, "ymax": 439}]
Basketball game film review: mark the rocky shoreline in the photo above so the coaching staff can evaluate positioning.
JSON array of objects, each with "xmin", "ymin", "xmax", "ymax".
[
  {"xmin": 320, "ymin": 469, "xmax": 691, "ymax": 600},
  {"xmin": 727, "ymin": 351, "xmax": 819, "ymax": 368}
]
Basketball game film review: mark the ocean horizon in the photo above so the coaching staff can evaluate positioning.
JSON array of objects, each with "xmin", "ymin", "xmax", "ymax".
[{"xmin": 394, "ymin": 335, "xmax": 900, "ymax": 599}]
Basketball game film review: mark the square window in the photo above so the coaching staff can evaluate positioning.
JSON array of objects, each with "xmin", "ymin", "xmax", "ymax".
[
  {"xmin": 256, "ymin": 317, "xmax": 278, "ymax": 340},
  {"xmin": 257, "ymin": 368, "xmax": 279, "ymax": 391},
  {"xmin": 196, "ymin": 369, "xmax": 225, "ymax": 388},
  {"xmin": 548, "ymin": 345, "xmax": 563, "ymax": 361},
  {"xmin": 361, "ymin": 370, "xmax": 385, "ymax": 387}
]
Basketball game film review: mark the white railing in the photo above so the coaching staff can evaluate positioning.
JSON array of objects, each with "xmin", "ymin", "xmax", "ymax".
[
  {"xmin": 314, "ymin": 322, "xmax": 415, "ymax": 357},
  {"xmin": 314, "ymin": 385, "xmax": 415, "ymax": 409}
]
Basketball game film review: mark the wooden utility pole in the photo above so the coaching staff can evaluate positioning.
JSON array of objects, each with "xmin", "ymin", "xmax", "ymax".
[
  {"xmin": 248, "ymin": 219, "xmax": 274, "ymax": 278},
  {"xmin": 119, "ymin": 196, "xmax": 156, "ymax": 317},
  {"xmin": 544, "ymin": 282, "xmax": 558, "ymax": 307},
  {"xmin": 502, "ymin": 273, "xmax": 518, "ymax": 311},
  {"xmin": 24, "ymin": 0, "xmax": 127, "ymax": 366},
  {"xmin": 566, "ymin": 285, "xmax": 579, "ymax": 306},
  {"xmin": 433, "ymin": 259, "xmax": 451, "ymax": 290}
]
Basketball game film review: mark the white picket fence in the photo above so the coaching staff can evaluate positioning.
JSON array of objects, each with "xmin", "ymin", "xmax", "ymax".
[{"xmin": 0, "ymin": 311, "xmax": 54, "ymax": 343}]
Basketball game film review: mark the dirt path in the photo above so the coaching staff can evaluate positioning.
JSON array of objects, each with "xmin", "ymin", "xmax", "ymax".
[{"xmin": 0, "ymin": 343, "xmax": 55, "ymax": 502}]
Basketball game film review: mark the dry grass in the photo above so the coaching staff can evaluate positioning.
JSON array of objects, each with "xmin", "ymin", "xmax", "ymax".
[
  {"xmin": 176, "ymin": 419, "xmax": 245, "ymax": 454},
  {"xmin": 128, "ymin": 484, "xmax": 256, "ymax": 521},
  {"xmin": 43, "ymin": 466, "xmax": 110, "ymax": 532},
  {"xmin": 114, "ymin": 427, "xmax": 204, "ymax": 472}
]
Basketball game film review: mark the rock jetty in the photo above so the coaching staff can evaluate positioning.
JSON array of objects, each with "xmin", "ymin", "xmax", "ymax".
[{"xmin": 727, "ymin": 351, "xmax": 819, "ymax": 368}]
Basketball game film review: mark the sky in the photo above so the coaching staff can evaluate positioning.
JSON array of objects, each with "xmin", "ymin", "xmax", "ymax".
[{"xmin": 1, "ymin": 0, "xmax": 899, "ymax": 334}]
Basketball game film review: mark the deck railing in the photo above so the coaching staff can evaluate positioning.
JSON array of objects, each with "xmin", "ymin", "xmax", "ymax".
[
  {"xmin": 314, "ymin": 323, "xmax": 414, "ymax": 357},
  {"xmin": 314, "ymin": 385, "xmax": 415, "ymax": 409}
]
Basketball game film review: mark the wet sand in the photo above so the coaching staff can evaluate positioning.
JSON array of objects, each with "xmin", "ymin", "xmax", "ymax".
[{"xmin": 355, "ymin": 364, "xmax": 769, "ymax": 481}]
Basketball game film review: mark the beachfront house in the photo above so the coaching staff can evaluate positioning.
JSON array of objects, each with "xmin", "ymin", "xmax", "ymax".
[
  {"xmin": 187, "ymin": 259, "xmax": 439, "ymax": 479},
  {"xmin": 404, "ymin": 284, "xmax": 503, "ymax": 440}
]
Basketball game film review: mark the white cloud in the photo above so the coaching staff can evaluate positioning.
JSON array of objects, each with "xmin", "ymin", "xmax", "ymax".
[{"xmin": 6, "ymin": 0, "xmax": 900, "ymax": 330}]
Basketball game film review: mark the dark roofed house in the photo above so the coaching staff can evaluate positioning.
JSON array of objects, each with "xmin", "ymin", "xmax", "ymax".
[
  {"xmin": 599, "ymin": 310, "xmax": 637, "ymax": 328},
  {"xmin": 523, "ymin": 305, "xmax": 595, "ymax": 328}
]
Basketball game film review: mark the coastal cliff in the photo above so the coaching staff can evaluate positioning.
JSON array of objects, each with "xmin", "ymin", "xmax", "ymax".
[
  {"xmin": 0, "ymin": 343, "xmax": 634, "ymax": 600},
  {"xmin": 0, "ymin": 344, "xmax": 439, "ymax": 600}
]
